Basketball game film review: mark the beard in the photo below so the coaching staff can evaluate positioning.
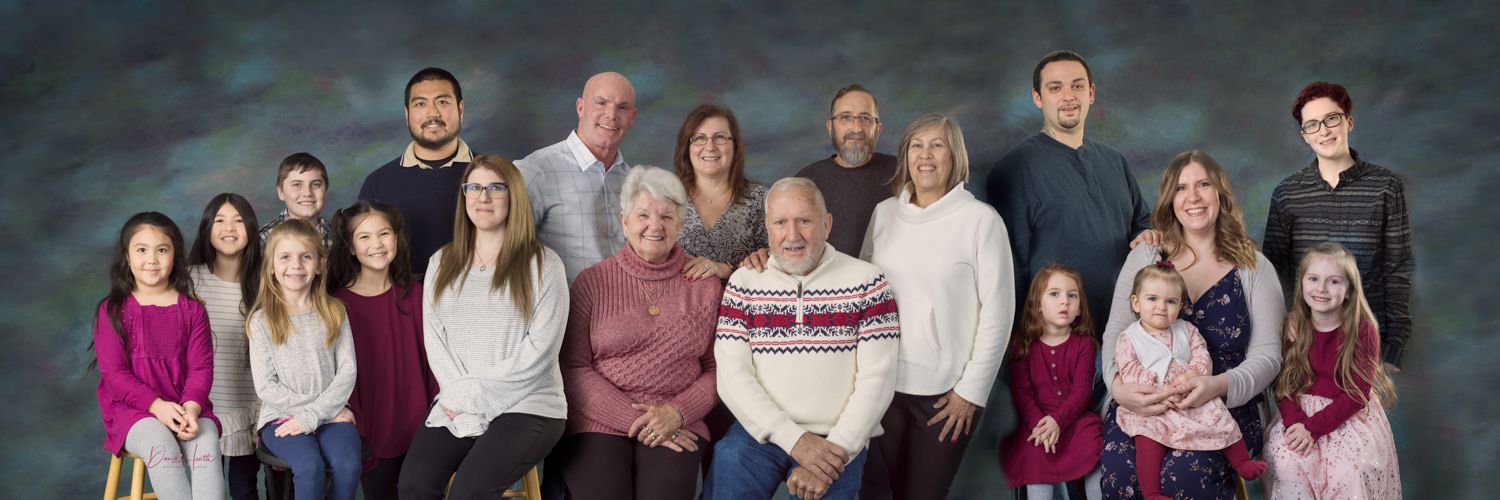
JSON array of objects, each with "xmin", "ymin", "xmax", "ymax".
[
  {"xmin": 411, "ymin": 119, "xmax": 461, "ymax": 151},
  {"xmin": 831, "ymin": 131, "xmax": 874, "ymax": 166},
  {"xmin": 774, "ymin": 241, "xmax": 826, "ymax": 276}
]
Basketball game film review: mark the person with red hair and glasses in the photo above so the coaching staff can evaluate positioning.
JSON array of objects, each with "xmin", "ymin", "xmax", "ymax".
[{"xmin": 1263, "ymin": 82, "xmax": 1415, "ymax": 374}]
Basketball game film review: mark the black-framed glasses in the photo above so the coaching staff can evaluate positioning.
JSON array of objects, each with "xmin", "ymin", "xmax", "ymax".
[
  {"xmin": 830, "ymin": 113, "xmax": 880, "ymax": 126},
  {"xmin": 1300, "ymin": 113, "xmax": 1347, "ymax": 134},
  {"xmin": 689, "ymin": 134, "xmax": 734, "ymax": 146},
  {"xmin": 461, "ymin": 182, "xmax": 509, "ymax": 197}
]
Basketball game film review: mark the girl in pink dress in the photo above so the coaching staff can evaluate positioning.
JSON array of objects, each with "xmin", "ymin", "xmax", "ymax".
[
  {"xmin": 999, "ymin": 264, "xmax": 1102, "ymax": 499},
  {"xmin": 1266, "ymin": 243, "xmax": 1401, "ymax": 499},
  {"xmin": 1115, "ymin": 263, "xmax": 1265, "ymax": 500}
]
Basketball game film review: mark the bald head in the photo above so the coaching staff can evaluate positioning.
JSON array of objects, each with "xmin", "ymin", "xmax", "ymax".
[{"xmin": 575, "ymin": 72, "xmax": 638, "ymax": 164}]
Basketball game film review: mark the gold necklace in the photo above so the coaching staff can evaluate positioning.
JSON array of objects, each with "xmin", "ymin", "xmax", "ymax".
[{"xmin": 637, "ymin": 280, "xmax": 662, "ymax": 316}]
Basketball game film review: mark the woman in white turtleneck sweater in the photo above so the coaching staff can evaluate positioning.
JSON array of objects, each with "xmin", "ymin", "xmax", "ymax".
[{"xmin": 859, "ymin": 113, "xmax": 1015, "ymax": 499}]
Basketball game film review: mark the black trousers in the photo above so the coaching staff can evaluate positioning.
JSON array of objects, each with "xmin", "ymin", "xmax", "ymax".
[
  {"xmin": 860, "ymin": 392, "xmax": 983, "ymax": 500},
  {"xmin": 361, "ymin": 455, "xmax": 405, "ymax": 500},
  {"xmin": 225, "ymin": 454, "xmax": 260, "ymax": 500},
  {"xmin": 398, "ymin": 413, "xmax": 565, "ymax": 500},
  {"xmin": 545, "ymin": 432, "xmax": 704, "ymax": 500}
]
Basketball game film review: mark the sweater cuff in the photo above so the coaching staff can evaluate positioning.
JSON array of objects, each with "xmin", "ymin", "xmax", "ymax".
[
  {"xmin": 952, "ymin": 378, "xmax": 993, "ymax": 409},
  {"xmin": 769, "ymin": 421, "xmax": 808, "ymax": 456},
  {"xmin": 1382, "ymin": 340, "xmax": 1405, "ymax": 369},
  {"xmin": 293, "ymin": 410, "xmax": 323, "ymax": 433}
]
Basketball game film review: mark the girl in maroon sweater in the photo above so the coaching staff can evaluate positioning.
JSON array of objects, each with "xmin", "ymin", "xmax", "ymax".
[
  {"xmin": 999, "ymin": 265, "xmax": 1102, "ymax": 499},
  {"xmin": 1267, "ymin": 242, "xmax": 1400, "ymax": 498},
  {"xmin": 327, "ymin": 200, "xmax": 439, "ymax": 500}
]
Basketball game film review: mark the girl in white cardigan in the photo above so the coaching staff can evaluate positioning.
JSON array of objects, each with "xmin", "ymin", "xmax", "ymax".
[{"xmin": 860, "ymin": 114, "xmax": 1015, "ymax": 498}]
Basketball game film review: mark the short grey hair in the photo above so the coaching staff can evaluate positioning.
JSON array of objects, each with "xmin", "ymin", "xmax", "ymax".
[
  {"xmin": 620, "ymin": 165, "xmax": 689, "ymax": 218},
  {"xmin": 765, "ymin": 177, "xmax": 828, "ymax": 215}
]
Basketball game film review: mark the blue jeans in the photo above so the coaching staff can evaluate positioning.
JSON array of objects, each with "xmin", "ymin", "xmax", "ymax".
[
  {"xmin": 261, "ymin": 421, "xmax": 361, "ymax": 500},
  {"xmin": 705, "ymin": 422, "xmax": 868, "ymax": 500}
]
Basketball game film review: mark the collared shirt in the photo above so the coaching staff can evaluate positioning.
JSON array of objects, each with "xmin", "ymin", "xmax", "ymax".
[
  {"xmin": 1263, "ymin": 150, "xmax": 1414, "ymax": 367},
  {"xmin": 400, "ymin": 138, "xmax": 474, "ymax": 169},
  {"xmin": 514, "ymin": 131, "xmax": 631, "ymax": 283},
  {"xmin": 359, "ymin": 138, "xmax": 475, "ymax": 276},
  {"xmin": 258, "ymin": 210, "xmax": 332, "ymax": 251}
]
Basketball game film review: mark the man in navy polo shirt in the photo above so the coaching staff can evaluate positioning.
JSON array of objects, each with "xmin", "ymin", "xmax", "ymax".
[{"xmin": 359, "ymin": 67, "xmax": 476, "ymax": 276}]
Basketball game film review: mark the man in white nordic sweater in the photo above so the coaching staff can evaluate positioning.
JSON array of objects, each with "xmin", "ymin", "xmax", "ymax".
[{"xmin": 705, "ymin": 177, "xmax": 901, "ymax": 500}]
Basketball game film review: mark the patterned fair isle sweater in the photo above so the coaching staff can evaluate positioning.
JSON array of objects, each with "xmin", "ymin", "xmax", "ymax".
[{"xmin": 715, "ymin": 244, "xmax": 900, "ymax": 456}]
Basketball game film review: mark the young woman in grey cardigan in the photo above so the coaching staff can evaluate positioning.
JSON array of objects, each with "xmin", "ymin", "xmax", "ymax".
[
  {"xmin": 397, "ymin": 156, "xmax": 570, "ymax": 500},
  {"xmin": 1097, "ymin": 151, "xmax": 1285, "ymax": 499}
]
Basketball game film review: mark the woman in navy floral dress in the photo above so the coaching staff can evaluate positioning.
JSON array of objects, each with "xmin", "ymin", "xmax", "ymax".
[{"xmin": 1098, "ymin": 151, "xmax": 1285, "ymax": 499}]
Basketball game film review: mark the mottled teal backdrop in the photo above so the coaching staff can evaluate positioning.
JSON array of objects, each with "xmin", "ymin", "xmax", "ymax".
[{"xmin": 3, "ymin": 1, "xmax": 1495, "ymax": 498}]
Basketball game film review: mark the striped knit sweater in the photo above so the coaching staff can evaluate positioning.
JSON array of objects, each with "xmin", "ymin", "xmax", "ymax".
[
  {"xmin": 189, "ymin": 265, "xmax": 259, "ymax": 456},
  {"xmin": 1263, "ymin": 151, "xmax": 1413, "ymax": 367},
  {"xmin": 715, "ymin": 244, "xmax": 900, "ymax": 456},
  {"xmin": 422, "ymin": 246, "xmax": 569, "ymax": 438}
]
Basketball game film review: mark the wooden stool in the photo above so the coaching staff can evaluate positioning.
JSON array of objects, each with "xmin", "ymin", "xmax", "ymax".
[
  {"xmin": 103, "ymin": 452, "xmax": 159, "ymax": 500},
  {"xmin": 447, "ymin": 466, "xmax": 541, "ymax": 500},
  {"xmin": 1235, "ymin": 476, "xmax": 1249, "ymax": 500}
]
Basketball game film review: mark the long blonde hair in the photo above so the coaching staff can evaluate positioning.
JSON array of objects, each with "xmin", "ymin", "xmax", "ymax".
[
  {"xmin": 431, "ymin": 155, "xmax": 544, "ymax": 321},
  {"xmin": 1151, "ymin": 150, "xmax": 1257, "ymax": 270},
  {"xmin": 247, "ymin": 219, "xmax": 345, "ymax": 346},
  {"xmin": 1275, "ymin": 243, "xmax": 1395, "ymax": 407}
]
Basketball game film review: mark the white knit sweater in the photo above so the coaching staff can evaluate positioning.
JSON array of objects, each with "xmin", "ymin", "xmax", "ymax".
[
  {"xmin": 861, "ymin": 184, "xmax": 1015, "ymax": 406},
  {"xmin": 715, "ymin": 245, "xmax": 900, "ymax": 456}
]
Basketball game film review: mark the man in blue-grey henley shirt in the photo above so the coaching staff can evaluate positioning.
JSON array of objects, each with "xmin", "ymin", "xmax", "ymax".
[{"xmin": 985, "ymin": 50, "xmax": 1152, "ymax": 337}]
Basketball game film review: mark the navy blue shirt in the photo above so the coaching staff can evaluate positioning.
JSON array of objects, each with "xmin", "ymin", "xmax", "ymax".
[
  {"xmin": 358, "ymin": 141, "xmax": 474, "ymax": 276},
  {"xmin": 985, "ymin": 133, "xmax": 1151, "ymax": 336}
]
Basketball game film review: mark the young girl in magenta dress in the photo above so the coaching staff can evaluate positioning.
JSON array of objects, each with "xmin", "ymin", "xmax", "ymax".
[
  {"xmin": 249, "ymin": 219, "xmax": 360, "ymax": 500},
  {"xmin": 1266, "ymin": 242, "xmax": 1401, "ymax": 498},
  {"xmin": 327, "ymin": 200, "xmax": 438, "ymax": 500},
  {"xmin": 1115, "ymin": 263, "xmax": 1265, "ymax": 500},
  {"xmin": 999, "ymin": 264, "xmax": 1102, "ymax": 499},
  {"xmin": 93, "ymin": 212, "xmax": 225, "ymax": 499}
]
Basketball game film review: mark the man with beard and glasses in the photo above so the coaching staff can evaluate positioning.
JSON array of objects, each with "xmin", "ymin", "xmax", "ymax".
[
  {"xmin": 985, "ymin": 50, "xmax": 1154, "ymax": 339},
  {"xmin": 359, "ymin": 67, "xmax": 475, "ymax": 276},
  {"xmin": 516, "ymin": 71, "xmax": 637, "ymax": 283},
  {"xmin": 740, "ymin": 85, "xmax": 897, "ymax": 271},
  {"xmin": 707, "ymin": 177, "xmax": 900, "ymax": 500}
]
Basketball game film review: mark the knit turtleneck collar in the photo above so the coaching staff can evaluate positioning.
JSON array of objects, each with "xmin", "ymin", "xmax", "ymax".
[
  {"xmin": 895, "ymin": 183, "xmax": 973, "ymax": 224},
  {"xmin": 614, "ymin": 241, "xmax": 689, "ymax": 281}
]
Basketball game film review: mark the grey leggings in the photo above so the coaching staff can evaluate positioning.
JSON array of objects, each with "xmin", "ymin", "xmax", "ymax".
[{"xmin": 123, "ymin": 417, "xmax": 226, "ymax": 500}]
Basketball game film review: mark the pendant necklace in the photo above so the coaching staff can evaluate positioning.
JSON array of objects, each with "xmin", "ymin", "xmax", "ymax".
[{"xmin": 638, "ymin": 280, "xmax": 662, "ymax": 316}]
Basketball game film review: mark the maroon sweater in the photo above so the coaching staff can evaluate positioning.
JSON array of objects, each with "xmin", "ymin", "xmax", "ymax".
[
  {"xmin": 1278, "ymin": 322, "xmax": 1380, "ymax": 439},
  {"xmin": 335, "ymin": 283, "xmax": 439, "ymax": 462},
  {"xmin": 561, "ymin": 243, "xmax": 722, "ymax": 438}
]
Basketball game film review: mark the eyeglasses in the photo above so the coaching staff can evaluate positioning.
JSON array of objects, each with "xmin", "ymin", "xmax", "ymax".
[
  {"xmin": 689, "ymin": 134, "xmax": 734, "ymax": 146},
  {"xmin": 830, "ymin": 113, "xmax": 880, "ymax": 126},
  {"xmin": 1299, "ymin": 113, "xmax": 1347, "ymax": 134},
  {"xmin": 461, "ymin": 182, "xmax": 508, "ymax": 197}
]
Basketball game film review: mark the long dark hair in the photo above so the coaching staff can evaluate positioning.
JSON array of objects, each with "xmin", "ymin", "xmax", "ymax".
[
  {"xmin": 673, "ymin": 104, "xmax": 751, "ymax": 205},
  {"xmin": 93, "ymin": 212, "xmax": 195, "ymax": 366},
  {"xmin": 187, "ymin": 193, "xmax": 262, "ymax": 314},
  {"xmin": 327, "ymin": 200, "xmax": 416, "ymax": 311}
]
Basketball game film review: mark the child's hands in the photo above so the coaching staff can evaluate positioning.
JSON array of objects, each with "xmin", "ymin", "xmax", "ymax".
[
  {"xmin": 1028, "ymin": 416, "xmax": 1060, "ymax": 453},
  {"xmin": 331, "ymin": 407, "xmax": 357, "ymax": 425},
  {"xmin": 176, "ymin": 401, "xmax": 203, "ymax": 440},
  {"xmin": 1284, "ymin": 423, "xmax": 1315, "ymax": 455},
  {"xmin": 148, "ymin": 398, "xmax": 188, "ymax": 434},
  {"xmin": 274, "ymin": 419, "xmax": 309, "ymax": 437}
]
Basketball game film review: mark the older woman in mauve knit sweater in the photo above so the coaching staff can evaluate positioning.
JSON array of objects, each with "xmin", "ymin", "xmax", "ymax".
[{"xmin": 545, "ymin": 166, "xmax": 722, "ymax": 500}]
